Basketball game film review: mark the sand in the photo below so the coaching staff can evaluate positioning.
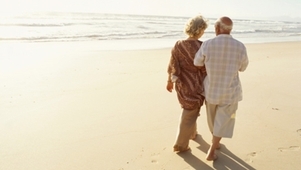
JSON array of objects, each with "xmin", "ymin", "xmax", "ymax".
[{"xmin": 1, "ymin": 41, "xmax": 301, "ymax": 170}]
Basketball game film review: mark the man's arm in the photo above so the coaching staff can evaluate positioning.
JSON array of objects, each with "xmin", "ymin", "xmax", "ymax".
[
  {"xmin": 239, "ymin": 47, "xmax": 249, "ymax": 72},
  {"xmin": 194, "ymin": 45, "xmax": 205, "ymax": 67}
]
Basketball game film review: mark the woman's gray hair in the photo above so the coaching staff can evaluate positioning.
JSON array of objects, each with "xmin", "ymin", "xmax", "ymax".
[
  {"xmin": 215, "ymin": 18, "xmax": 233, "ymax": 32},
  {"xmin": 184, "ymin": 15, "xmax": 208, "ymax": 37}
]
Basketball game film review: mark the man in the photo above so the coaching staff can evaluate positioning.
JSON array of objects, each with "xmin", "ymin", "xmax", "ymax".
[{"xmin": 194, "ymin": 16, "xmax": 249, "ymax": 161}]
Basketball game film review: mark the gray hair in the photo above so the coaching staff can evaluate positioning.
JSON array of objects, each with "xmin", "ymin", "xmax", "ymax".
[
  {"xmin": 215, "ymin": 18, "xmax": 233, "ymax": 32},
  {"xmin": 185, "ymin": 15, "xmax": 208, "ymax": 37}
]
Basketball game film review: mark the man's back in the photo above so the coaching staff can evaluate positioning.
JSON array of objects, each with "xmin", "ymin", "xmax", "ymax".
[{"xmin": 196, "ymin": 34, "xmax": 249, "ymax": 104}]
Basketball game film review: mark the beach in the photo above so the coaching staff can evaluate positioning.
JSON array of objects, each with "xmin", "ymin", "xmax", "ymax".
[{"xmin": 1, "ymin": 41, "xmax": 301, "ymax": 170}]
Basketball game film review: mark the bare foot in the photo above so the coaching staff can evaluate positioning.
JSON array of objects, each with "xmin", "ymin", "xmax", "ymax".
[
  {"xmin": 181, "ymin": 147, "xmax": 191, "ymax": 152},
  {"xmin": 206, "ymin": 153, "xmax": 218, "ymax": 161},
  {"xmin": 190, "ymin": 134, "xmax": 198, "ymax": 140},
  {"xmin": 174, "ymin": 146, "xmax": 191, "ymax": 153},
  {"xmin": 190, "ymin": 131, "xmax": 198, "ymax": 140},
  {"xmin": 206, "ymin": 145, "xmax": 218, "ymax": 161}
]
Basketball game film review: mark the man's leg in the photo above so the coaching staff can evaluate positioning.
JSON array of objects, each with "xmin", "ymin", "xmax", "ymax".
[
  {"xmin": 206, "ymin": 135, "xmax": 221, "ymax": 161},
  {"xmin": 206, "ymin": 102, "xmax": 238, "ymax": 161},
  {"xmin": 206, "ymin": 102, "xmax": 221, "ymax": 148},
  {"xmin": 205, "ymin": 102, "xmax": 220, "ymax": 160},
  {"xmin": 213, "ymin": 103, "xmax": 238, "ymax": 138},
  {"xmin": 205, "ymin": 101, "xmax": 217, "ymax": 134}
]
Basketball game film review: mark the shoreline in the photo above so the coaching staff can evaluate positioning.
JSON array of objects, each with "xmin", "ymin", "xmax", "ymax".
[{"xmin": 1, "ymin": 38, "xmax": 301, "ymax": 51}]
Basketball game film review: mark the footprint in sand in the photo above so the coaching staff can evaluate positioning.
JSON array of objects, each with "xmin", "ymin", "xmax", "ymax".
[
  {"xmin": 278, "ymin": 146, "xmax": 300, "ymax": 152},
  {"xmin": 246, "ymin": 151, "xmax": 257, "ymax": 163},
  {"xmin": 151, "ymin": 153, "xmax": 160, "ymax": 164},
  {"xmin": 297, "ymin": 129, "xmax": 301, "ymax": 136}
]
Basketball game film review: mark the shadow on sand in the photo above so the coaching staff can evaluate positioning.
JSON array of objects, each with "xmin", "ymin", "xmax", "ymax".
[
  {"xmin": 177, "ymin": 150, "xmax": 214, "ymax": 170},
  {"xmin": 177, "ymin": 135, "xmax": 256, "ymax": 170}
]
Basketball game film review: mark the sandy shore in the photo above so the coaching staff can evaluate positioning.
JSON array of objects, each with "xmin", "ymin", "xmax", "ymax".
[{"xmin": 1, "ymin": 41, "xmax": 301, "ymax": 170}]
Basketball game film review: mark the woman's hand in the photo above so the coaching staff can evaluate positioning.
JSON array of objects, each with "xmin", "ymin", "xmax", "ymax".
[{"xmin": 166, "ymin": 81, "xmax": 174, "ymax": 92}]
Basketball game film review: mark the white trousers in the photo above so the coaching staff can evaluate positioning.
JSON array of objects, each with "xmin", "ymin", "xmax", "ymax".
[{"xmin": 205, "ymin": 101, "xmax": 238, "ymax": 138}]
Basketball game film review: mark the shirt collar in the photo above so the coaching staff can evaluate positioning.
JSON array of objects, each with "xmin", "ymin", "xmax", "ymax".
[{"xmin": 217, "ymin": 34, "xmax": 232, "ymax": 38}]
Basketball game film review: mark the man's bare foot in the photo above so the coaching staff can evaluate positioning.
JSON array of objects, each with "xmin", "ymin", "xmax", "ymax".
[
  {"xmin": 206, "ymin": 153, "xmax": 218, "ymax": 161},
  {"xmin": 206, "ymin": 144, "xmax": 218, "ymax": 161}
]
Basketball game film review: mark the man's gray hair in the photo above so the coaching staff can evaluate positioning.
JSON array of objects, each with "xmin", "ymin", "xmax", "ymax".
[{"xmin": 215, "ymin": 18, "xmax": 233, "ymax": 32}]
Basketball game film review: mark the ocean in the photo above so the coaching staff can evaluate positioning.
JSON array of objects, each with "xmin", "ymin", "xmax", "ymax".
[{"xmin": 1, "ymin": 12, "xmax": 301, "ymax": 49}]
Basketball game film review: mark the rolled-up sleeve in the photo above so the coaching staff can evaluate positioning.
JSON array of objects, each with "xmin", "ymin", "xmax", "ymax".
[{"xmin": 194, "ymin": 45, "xmax": 205, "ymax": 66}]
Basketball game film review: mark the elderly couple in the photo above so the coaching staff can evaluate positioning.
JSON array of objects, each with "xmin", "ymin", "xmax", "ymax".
[{"xmin": 166, "ymin": 15, "xmax": 249, "ymax": 161}]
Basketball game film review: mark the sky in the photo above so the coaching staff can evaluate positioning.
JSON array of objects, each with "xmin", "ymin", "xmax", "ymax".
[{"xmin": 1, "ymin": 0, "xmax": 301, "ymax": 21}]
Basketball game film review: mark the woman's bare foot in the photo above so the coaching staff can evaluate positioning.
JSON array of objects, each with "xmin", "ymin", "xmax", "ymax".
[
  {"xmin": 190, "ymin": 134, "xmax": 198, "ymax": 140},
  {"xmin": 190, "ymin": 131, "xmax": 198, "ymax": 140},
  {"xmin": 173, "ymin": 145, "xmax": 191, "ymax": 153},
  {"xmin": 181, "ymin": 147, "xmax": 191, "ymax": 152}
]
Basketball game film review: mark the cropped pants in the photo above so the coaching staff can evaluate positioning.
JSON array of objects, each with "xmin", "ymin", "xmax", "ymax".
[
  {"xmin": 205, "ymin": 101, "xmax": 238, "ymax": 138},
  {"xmin": 174, "ymin": 107, "xmax": 200, "ymax": 151}
]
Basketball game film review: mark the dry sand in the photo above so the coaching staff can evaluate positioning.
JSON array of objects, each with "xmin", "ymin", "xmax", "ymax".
[{"xmin": 1, "ymin": 41, "xmax": 301, "ymax": 170}]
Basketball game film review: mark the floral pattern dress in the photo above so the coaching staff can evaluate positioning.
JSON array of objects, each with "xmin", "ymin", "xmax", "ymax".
[{"xmin": 167, "ymin": 39, "xmax": 206, "ymax": 110}]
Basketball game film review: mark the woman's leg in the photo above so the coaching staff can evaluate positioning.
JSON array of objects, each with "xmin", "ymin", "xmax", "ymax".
[{"xmin": 174, "ymin": 108, "xmax": 200, "ymax": 152}]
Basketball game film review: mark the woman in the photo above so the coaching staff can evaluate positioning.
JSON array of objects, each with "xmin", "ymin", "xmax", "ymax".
[{"xmin": 166, "ymin": 15, "xmax": 208, "ymax": 152}]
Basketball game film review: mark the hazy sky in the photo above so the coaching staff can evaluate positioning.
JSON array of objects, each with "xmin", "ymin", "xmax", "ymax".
[{"xmin": 2, "ymin": 0, "xmax": 301, "ymax": 20}]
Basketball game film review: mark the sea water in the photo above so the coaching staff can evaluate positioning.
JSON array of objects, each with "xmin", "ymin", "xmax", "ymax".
[{"xmin": 1, "ymin": 12, "xmax": 301, "ymax": 50}]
